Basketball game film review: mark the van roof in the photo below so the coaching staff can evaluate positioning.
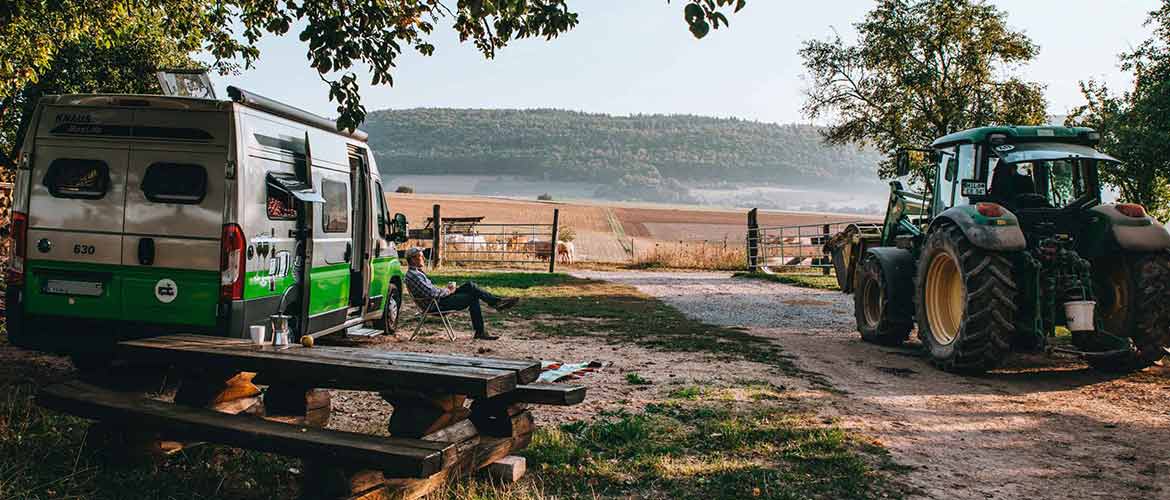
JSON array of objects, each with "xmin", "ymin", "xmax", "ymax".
[{"xmin": 42, "ymin": 87, "xmax": 369, "ymax": 142}]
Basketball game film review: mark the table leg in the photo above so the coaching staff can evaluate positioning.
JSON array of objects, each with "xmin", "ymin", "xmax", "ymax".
[{"xmin": 265, "ymin": 385, "xmax": 332, "ymax": 427}]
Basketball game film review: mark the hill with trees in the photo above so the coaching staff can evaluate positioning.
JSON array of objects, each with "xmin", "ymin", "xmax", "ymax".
[{"xmin": 363, "ymin": 109, "xmax": 883, "ymax": 203}]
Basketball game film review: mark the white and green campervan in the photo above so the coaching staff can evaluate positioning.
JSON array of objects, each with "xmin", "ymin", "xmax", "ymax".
[{"xmin": 6, "ymin": 87, "xmax": 409, "ymax": 357}]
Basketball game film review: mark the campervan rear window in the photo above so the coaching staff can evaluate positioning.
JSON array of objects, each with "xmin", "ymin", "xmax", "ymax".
[
  {"xmin": 44, "ymin": 159, "xmax": 110, "ymax": 199},
  {"xmin": 142, "ymin": 163, "xmax": 207, "ymax": 204},
  {"xmin": 322, "ymin": 179, "xmax": 348, "ymax": 233}
]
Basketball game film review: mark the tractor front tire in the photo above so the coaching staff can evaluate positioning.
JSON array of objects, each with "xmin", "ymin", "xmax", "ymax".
[
  {"xmin": 855, "ymin": 256, "xmax": 912, "ymax": 346},
  {"xmin": 1088, "ymin": 252, "xmax": 1170, "ymax": 372},
  {"xmin": 915, "ymin": 224, "xmax": 1018, "ymax": 373}
]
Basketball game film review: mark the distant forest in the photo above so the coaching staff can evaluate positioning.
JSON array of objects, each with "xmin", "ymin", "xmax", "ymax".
[{"xmin": 363, "ymin": 109, "xmax": 883, "ymax": 203}]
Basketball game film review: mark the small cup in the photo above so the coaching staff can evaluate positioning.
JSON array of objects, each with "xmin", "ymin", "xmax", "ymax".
[{"xmin": 250, "ymin": 325, "xmax": 266, "ymax": 345}]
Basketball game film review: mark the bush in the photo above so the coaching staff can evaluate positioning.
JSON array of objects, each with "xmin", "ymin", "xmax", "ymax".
[
  {"xmin": 537, "ymin": 193, "xmax": 553, "ymax": 201},
  {"xmin": 395, "ymin": 185, "xmax": 415, "ymax": 193},
  {"xmin": 557, "ymin": 226, "xmax": 576, "ymax": 242}
]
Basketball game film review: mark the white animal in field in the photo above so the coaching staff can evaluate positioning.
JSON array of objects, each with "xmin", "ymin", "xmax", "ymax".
[
  {"xmin": 444, "ymin": 233, "xmax": 487, "ymax": 250},
  {"xmin": 556, "ymin": 241, "xmax": 575, "ymax": 264}
]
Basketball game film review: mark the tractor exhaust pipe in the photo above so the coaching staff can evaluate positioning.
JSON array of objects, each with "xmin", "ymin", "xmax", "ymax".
[{"xmin": 1064, "ymin": 300, "xmax": 1097, "ymax": 333}]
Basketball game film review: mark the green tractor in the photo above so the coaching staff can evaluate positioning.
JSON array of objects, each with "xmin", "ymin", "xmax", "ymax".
[{"xmin": 826, "ymin": 126, "xmax": 1170, "ymax": 373}]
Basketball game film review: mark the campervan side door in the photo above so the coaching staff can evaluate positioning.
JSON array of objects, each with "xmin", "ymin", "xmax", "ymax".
[{"xmin": 307, "ymin": 165, "xmax": 352, "ymax": 331}]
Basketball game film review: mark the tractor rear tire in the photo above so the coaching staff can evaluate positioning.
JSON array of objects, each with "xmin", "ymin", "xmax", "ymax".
[
  {"xmin": 915, "ymin": 224, "xmax": 1018, "ymax": 373},
  {"xmin": 1088, "ymin": 252, "xmax": 1170, "ymax": 372},
  {"xmin": 855, "ymin": 256, "xmax": 912, "ymax": 346}
]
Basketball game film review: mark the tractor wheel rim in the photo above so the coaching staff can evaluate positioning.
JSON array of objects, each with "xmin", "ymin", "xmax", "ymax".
[
  {"xmin": 862, "ymin": 278, "xmax": 883, "ymax": 328},
  {"xmin": 1105, "ymin": 265, "xmax": 1127, "ymax": 320},
  {"xmin": 926, "ymin": 253, "xmax": 964, "ymax": 345}
]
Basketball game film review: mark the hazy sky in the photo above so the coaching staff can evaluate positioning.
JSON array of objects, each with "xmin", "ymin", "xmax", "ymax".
[{"xmin": 214, "ymin": 1, "xmax": 1159, "ymax": 125}]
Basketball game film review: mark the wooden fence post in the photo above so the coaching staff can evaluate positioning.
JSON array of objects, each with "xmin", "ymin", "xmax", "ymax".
[
  {"xmin": 746, "ymin": 208, "xmax": 759, "ymax": 272},
  {"xmin": 821, "ymin": 224, "xmax": 832, "ymax": 276},
  {"xmin": 432, "ymin": 204, "xmax": 442, "ymax": 268},
  {"xmin": 548, "ymin": 209, "xmax": 560, "ymax": 273}
]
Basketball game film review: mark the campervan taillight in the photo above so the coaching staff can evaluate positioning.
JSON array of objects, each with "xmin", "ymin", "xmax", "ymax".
[
  {"xmin": 8, "ymin": 212, "xmax": 27, "ymax": 286},
  {"xmin": 220, "ymin": 223, "xmax": 245, "ymax": 301}
]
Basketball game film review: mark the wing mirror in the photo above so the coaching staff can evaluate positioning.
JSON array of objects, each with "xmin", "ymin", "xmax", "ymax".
[
  {"xmin": 391, "ymin": 213, "xmax": 409, "ymax": 243},
  {"xmin": 896, "ymin": 148, "xmax": 938, "ymax": 178}
]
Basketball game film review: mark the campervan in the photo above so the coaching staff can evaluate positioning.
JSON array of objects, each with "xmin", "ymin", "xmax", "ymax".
[{"xmin": 6, "ymin": 87, "xmax": 410, "ymax": 360}]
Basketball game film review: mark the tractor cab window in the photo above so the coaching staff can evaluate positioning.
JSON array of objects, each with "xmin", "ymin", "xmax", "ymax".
[
  {"xmin": 933, "ymin": 144, "xmax": 974, "ymax": 214},
  {"xmin": 988, "ymin": 143, "xmax": 1113, "ymax": 210},
  {"xmin": 995, "ymin": 158, "xmax": 1091, "ymax": 209}
]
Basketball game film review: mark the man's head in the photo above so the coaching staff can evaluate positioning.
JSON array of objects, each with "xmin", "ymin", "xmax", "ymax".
[{"xmin": 404, "ymin": 247, "xmax": 425, "ymax": 268}]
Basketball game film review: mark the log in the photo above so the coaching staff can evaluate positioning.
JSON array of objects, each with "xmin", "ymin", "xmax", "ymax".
[
  {"xmin": 484, "ymin": 456, "xmax": 526, "ymax": 484},
  {"xmin": 38, "ymin": 381, "xmax": 450, "ymax": 478}
]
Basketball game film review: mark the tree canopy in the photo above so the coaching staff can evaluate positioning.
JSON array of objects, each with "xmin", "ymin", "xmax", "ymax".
[
  {"xmin": 1067, "ymin": 4, "xmax": 1170, "ymax": 218},
  {"xmin": 1, "ymin": 0, "xmax": 747, "ymax": 140},
  {"xmin": 799, "ymin": 0, "xmax": 1047, "ymax": 180},
  {"xmin": 0, "ymin": 17, "xmax": 196, "ymax": 167}
]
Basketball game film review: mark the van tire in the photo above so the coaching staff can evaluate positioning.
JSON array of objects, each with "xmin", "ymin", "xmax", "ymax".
[{"xmin": 373, "ymin": 282, "xmax": 402, "ymax": 335}]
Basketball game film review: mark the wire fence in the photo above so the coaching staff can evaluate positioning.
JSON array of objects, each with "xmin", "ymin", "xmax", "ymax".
[
  {"xmin": 439, "ymin": 222, "xmax": 559, "ymax": 266},
  {"xmin": 747, "ymin": 220, "xmax": 864, "ymax": 272}
]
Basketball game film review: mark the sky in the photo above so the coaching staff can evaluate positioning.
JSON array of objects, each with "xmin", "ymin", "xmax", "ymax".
[{"xmin": 214, "ymin": 1, "xmax": 1160, "ymax": 125}]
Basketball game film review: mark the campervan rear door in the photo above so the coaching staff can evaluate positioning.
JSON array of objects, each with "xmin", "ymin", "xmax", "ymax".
[
  {"xmin": 118, "ymin": 109, "xmax": 228, "ymax": 327},
  {"xmin": 24, "ymin": 106, "xmax": 131, "ymax": 320}
]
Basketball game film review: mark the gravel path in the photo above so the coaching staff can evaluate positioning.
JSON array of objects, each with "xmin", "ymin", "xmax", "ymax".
[
  {"xmin": 575, "ymin": 270, "xmax": 1170, "ymax": 500},
  {"xmin": 572, "ymin": 270, "xmax": 854, "ymax": 330}
]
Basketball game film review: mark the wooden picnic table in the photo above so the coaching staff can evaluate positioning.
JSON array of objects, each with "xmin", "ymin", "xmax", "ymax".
[{"xmin": 36, "ymin": 333, "xmax": 586, "ymax": 500}]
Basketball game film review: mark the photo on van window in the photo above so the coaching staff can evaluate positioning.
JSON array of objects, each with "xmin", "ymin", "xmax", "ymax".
[
  {"xmin": 142, "ymin": 163, "xmax": 207, "ymax": 204},
  {"xmin": 44, "ymin": 159, "xmax": 110, "ymax": 199},
  {"xmin": 266, "ymin": 182, "xmax": 298, "ymax": 220},
  {"xmin": 322, "ymin": 179, "xmax": 348, "ymax": 233}
]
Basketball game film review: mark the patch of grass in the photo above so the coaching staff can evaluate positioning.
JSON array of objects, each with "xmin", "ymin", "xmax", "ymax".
[
  {"xmin": 521, "ymin": 385, "xmax": 905, "ymax": 499},
  {"xmin": 733, "ymin": 271, "xmax": 841, "ymax": 291},
  {"xmin": 0, "ymin": 383, "xmax": 300, "ymax": 500},
  {"xmin": 625, "ymin": 372, "xmax": 652, "ymax": 385},
  {"xmin": 432, "ymin": 271, "xmax": 822, "ymax": 383}
]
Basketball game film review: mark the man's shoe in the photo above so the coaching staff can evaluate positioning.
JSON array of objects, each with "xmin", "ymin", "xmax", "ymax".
[
  {"xmin": 474, "ymin": 333, "xmax": 500, "ymax": 341},
  {"xmin": 494, "ymin": 297, "xmax": 520, "ymax": 311}
]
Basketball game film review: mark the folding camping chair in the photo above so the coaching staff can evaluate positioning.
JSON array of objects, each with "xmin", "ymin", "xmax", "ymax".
[{"xmin": 408, "ymin": 296, "xmax": 460, "ymax": 341}]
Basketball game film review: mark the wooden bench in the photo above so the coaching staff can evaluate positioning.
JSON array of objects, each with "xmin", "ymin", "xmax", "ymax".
[
  {"xmin": 37, "ymin": 334, "xmax": 587, "ymax": 499},
  {"xmin": 38, "ymin": 381, "xmax": 451, "ymax": 478}
]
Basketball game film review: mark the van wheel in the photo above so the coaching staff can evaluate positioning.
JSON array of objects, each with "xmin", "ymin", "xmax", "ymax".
[{"xmin": 373, "ymin": 283, "xmax": 402, "ymax": 335}]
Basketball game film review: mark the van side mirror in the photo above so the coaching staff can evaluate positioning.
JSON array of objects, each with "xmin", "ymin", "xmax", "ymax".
[{"xmin": 392, "ymin": 213, "xmax": 408, "ymax": 243}]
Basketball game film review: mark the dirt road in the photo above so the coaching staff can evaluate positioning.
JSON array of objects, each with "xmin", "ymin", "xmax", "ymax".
[{"xmin": 576, "ymin": 270, "xmax": 1170, "ymax": 500}]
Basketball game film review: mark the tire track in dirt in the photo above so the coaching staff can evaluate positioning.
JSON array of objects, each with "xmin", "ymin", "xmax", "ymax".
[{"xmin": 577, "ymin": 270, "xmax": 1170, "ymax": 500}]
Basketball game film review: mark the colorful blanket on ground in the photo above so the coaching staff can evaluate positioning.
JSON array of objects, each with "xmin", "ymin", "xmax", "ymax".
[{"xmin": 537, "ymin": 360, "xmax": 607, "ymax": 383}]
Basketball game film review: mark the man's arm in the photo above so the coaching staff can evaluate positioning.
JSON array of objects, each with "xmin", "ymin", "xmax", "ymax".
[{"xmin": 406, "ymin": 269, "xmax": 447, "ymax": 300}]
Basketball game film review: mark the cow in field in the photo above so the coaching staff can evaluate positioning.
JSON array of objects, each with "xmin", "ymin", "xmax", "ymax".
[{"xmin": 556, "ymin": 241, "xmax": 575, "ymax": 265}]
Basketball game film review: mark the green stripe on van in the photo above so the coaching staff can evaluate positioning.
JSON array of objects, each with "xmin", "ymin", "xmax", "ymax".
[{"xmin": 25, "ymin": 260, "xmax": 217, "ymax": 326}]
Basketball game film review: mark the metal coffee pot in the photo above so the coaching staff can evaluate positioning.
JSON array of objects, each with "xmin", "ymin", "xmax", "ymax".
[{"xmin": 269, "ymin": 314, "xmax": 292, "ymax": 346}]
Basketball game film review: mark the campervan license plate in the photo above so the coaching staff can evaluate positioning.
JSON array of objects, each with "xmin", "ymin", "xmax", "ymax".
[{"xmin": 43, "ymin": 279, "xmax": 104, "ymax": 297}]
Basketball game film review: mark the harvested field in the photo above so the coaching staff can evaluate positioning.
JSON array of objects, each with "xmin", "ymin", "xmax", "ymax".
[{"xmin": 388, "ymin": 193, "xmax": 871, "ymax": 266}]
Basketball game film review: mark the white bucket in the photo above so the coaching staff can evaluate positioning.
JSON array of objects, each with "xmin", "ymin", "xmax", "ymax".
[{"xmin": 1064, "ymin": 300, "xmax": 1097, "ymax": 332}]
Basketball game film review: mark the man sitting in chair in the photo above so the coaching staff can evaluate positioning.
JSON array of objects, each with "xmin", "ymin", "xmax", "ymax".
[{"xmin": 402, "ymin": 247, "xmax": 519, "ymax": 340}]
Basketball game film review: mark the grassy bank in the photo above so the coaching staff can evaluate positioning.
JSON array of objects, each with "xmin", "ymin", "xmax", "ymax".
[{"xmin": 732, "ymin": 271, "xmax": 841, "ymax": 291}]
